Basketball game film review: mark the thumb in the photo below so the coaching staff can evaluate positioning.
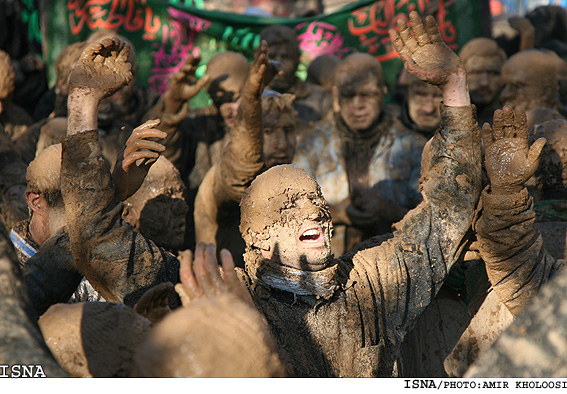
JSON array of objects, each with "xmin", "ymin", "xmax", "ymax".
[{"xmin": 527, "ymin": 137, "xmax": 547, "ymax": 170}]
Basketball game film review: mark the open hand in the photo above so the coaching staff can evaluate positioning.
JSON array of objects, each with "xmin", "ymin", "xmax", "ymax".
[
  {"xmin": 175, "ymin": 243, "xmax": 254, "ymax": 307},
  {"xmin": 68, "ymin": 37, "xmax": 133, "ymax": 103},
  {"xmin": 243, "ymin": 41, "xmax": 281, "ymax": 101},
  {"xmin": 166, "ymin": 54, "xmax": 209, "ymax": 105},
  {"xmin": 389, "ymin": 11, "xmax": 464, "ymax": 88},
  {"xmin": 113, "ymin": 119, "xmax": 167, "ymax": 201},
  {"xmin": 482, "ymin": 106, "xmax": 546, "ymax": 194}
]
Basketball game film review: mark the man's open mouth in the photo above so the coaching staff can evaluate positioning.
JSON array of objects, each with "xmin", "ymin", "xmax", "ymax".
[{"xmin": 299, "ymin": 228, "xmax": 323, "ymax": 243}]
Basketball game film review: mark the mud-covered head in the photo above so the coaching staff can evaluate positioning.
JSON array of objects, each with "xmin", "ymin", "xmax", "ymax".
[
  {"xmin": 306, "ymin": 54, "xmax": 340, "ymax": 93},
  {"xmin": 26, "ymin": 143, "xmax": 62, "ymax": 208},
  {"xmin": 333, "ymin": 53, "xmax": 387, "ymax": 132},
  {"xmin": 0, "ymin": 49, "xmax": 15, "ymax": 115},
  {"xmin": 402, "ymin": 69, "xmax": 442, "ymax": 135},
  {"xmin": 39, "ymin": 302, "xmax": 151, "ymax": 377},
  {"xmin": 531, "ymin": 119, "xmax": 567, "ymax": 199},
  {"xmin": 500, "ymin": 49, "xmax": 560, "ymax": 111},
  {"xmin": 123, "ymin": 157, "xmax": 187, "ymax": 250},
  {"xmin": 240, "ymin": 165, "xmax": 332, "ymax": 271},
  {"xmin": 206, "ymin": 51, "xmax": 249, "ymax": 128},
  {"xmin": 133, "ymin": 294, "xmax": 284, "ymax": 377},
  {"xmin": 260, "ymin": 25, "xmax": 300, "ymax": 92},
  {"xmin": 459, "ymin": 38, "xmax": 507, "ymax": 107},
  {"xmin": 261, "ymin": 90, "xmax": 297, "ymax": 168}
]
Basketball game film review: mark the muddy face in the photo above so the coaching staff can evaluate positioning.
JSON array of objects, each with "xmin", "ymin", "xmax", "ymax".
[
  {"xmin": 408, "ymin": 80, "xmax": 442, "ymax": 133},
  {"xmin": 466, "ymin": 56, "xmax": 503, "ymax": 106},
  {"xmin": 262, "ymin": 108, "xmax": 296, "ymax": 168},
  {"xmin": 206, "ymin": 51, "xmax": 248, "ymax": 127},
  {"xmin": 138, "ymin": 195, "xmax": 187, "ymax": 250},
  {"xmin": 267, "ymin": 42, "xmax": 299, "ymax": 92},
  {"xmin": 240, "ymin": 165, "xmax": 333, "ymax": 271},
  {"xmin": 336, "ymin": 74, "xmax": 384, "ymax": 132},
  {"xmin": 260, "ymin": 194, "xmax": 332, "ymax": 271},
  {"xmin": 500, "ymin": 51, "xmax": 558, "ymax": 111},
  {"xmin": 219, "ymin": 97, "xmax": 241, "ymax": 129}
]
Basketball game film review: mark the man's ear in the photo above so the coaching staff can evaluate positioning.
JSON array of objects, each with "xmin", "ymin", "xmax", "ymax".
[
  {"xmin": 332, "ymin": 86, "xmax": 340, "ymax": 113},
  {"xmin": 26, "ymin": 192, "xmax": 44, "ymax": 213}
]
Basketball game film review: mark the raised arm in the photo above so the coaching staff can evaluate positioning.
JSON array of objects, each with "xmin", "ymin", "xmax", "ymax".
[
  {"xmin": 214, "ymin": 41, "xmax": 276, "ymax": 202},
  {"xmin": 351, "ymin": 12, "xmax": 481, "ymax": 340},
  {"xmin": 61, "ymin": 38, "xmax": 179, "ymax": 305},
  {"xmin": 477, "ymin": 105, "xmax": 563, "ymax": 315}
]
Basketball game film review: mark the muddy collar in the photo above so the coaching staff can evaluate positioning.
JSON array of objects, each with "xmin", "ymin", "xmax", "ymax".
[{"xmin": 244, "ymin": 249, "xmax": 339, "ymax": 300}]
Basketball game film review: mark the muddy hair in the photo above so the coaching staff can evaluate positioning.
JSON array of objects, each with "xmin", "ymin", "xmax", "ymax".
[
  {"xmin": 261, "ymin": 91, "xmax": 296, "ymax": 118},
  {"xmin": 26, "ymin": 144, "xmax": 63, "ymax": 208},
  {"xmin": 459, "ymin": 37, "xmax": 507, "ymax": 70},
  {"xmin": 0, "ymin": 49, "xmax": 15, "ymax": 100},
  {"xmin": 333, "ymin": 53, "xmax": 384, "ymax": 93}
]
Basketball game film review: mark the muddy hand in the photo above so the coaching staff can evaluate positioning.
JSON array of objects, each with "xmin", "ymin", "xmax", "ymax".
[
  {"xmin": 167, "ymin": 54, "xmax": 209, "ymax": 104},
  {"xmin": 244, "ymin": 41, "xmax": 270, "ymax": 100},
  {"xmin": 482, "ymin": 106, "xmax": 546, "ymax": 194},
  {"xmin": 113, "ymin": 119, "xmax": 167, "ymax": 201},
  {"xmin": 389, "ymin": 11, "xmax": 463, "ymax": 88},
  {"xmin": 68, "ymin": 37, "xmax": 133, "ymax": 103},
  {"xmin": 134, "ymin": 282, "xmax": 174, "ymax": 324},
  {"xmin": 175, "ymin": 243, "xmax": 253, "ymax": 307}
]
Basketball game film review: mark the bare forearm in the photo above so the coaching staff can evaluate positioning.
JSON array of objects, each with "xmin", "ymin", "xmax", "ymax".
[
  {"xmin": 442, "ymin": 70, "xmax": 470, "ymax": 107},
  {"xmin": 67, "ymin": 89, "xmax": 99, "ymax": 136}
]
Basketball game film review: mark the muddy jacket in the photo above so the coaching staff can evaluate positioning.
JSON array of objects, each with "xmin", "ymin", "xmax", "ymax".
[
  {"xmin": 60, "ymin": 130, "xmax": 180, "ymax": 306},
  {"xmin": 0, "ymin": 217, "xmax": 67, "ymax": 377},
  {"xmin": 242, "ymin": 105, "xmax": 481, "ymax": 377},
  {"xmin": 293, "ymin": 109, "xmax": 427, "ymax": 256},
  {"xmin": 21, "ymin": 131, "xmax": 180, "ymax": 315}
]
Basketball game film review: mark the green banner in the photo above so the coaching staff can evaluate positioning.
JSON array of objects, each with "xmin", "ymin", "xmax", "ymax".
[{"xmin": 46, "ymin": 0, "xmax": 481, "ymax": 107}]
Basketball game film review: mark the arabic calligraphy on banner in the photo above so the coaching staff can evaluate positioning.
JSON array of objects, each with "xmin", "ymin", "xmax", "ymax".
[{"xmin": 46, "ymin": 0, "xmax": 480, "ymax": 105}]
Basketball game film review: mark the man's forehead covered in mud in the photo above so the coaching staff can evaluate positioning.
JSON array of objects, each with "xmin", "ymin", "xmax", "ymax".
[
  {"xmin": 459, "ymin": 38, "xmax": 506, "ymax": 74},
  {"xmin": 333, "ymin": 52, "xmax": 385, "ymax": 95},
  {"xmin": 240, "ymin": 165, "xmax": 330, "ymax": 248}
]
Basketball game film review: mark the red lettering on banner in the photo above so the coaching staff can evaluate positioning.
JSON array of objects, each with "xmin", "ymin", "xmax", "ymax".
[
  {"xmin": 68, "ymin": 0, "xmax": 161, "ymax": 40},
  {"xmin": 149, "ymin": 7, "xmax": 211, "ymax": 95},
  {"xmin": 348, "ymin": 0, "xmax": 457, "ymax": 62}
]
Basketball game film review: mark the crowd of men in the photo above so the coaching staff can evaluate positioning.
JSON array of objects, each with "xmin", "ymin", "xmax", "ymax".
[{"xmin": 1, "ymin": 3, "xmax": 567, "ymax": 378}]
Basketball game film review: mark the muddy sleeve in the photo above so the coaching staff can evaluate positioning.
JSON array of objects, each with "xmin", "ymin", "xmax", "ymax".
[
  {"xmin": 213, "ymin": 91, "xmax": 264, "ymax": 204},
  {"xmin": 406, "ymin": 136, "xmax": 427, "ymax": 208},
  {"xmin": 142, "ymin": 96, "xmax": 190, "ymax": 173},
  {"xmin": 353, "ymin": 105, "xmax": 482, "ymax": 347},
  {"xmin": 20, "ymin": 229, "xmax": 84, "ymax": 316},
  {"xmin": 60, "ymin": 130, "xmax": 180, "ymax": 307},
  {"xmin": 0, "ymin": 221, "xmax": 68, "ymax": 376},
  {"xmin": 476, "ymin": 187, "xmax": 565, "ymax": 316}
]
